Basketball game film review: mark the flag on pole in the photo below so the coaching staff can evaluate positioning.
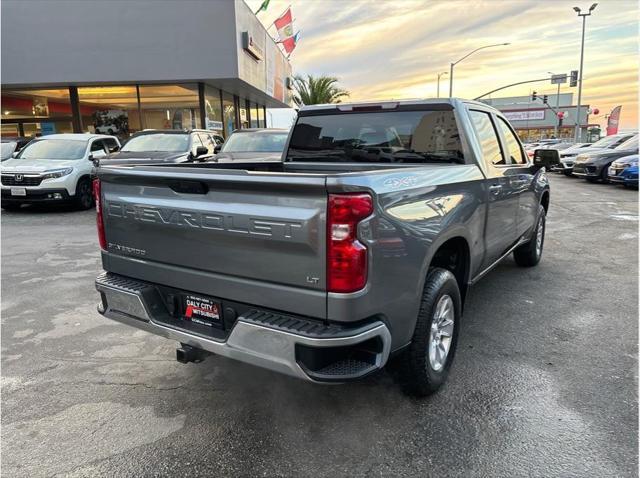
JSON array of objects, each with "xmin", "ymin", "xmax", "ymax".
[
  {"xmin": 274, "ymin": 7, "xmax": 294, "ymax": 40},
  {"xmin": 281, "ymin": 31, "xmax": 300, "ymax": 55},
  {"xmin": 254, "ymin": 0, "xmax": 270, "ymax": 14}
]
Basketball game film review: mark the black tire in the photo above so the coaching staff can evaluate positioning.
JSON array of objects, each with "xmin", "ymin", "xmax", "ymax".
[
  {"xmin": 74, "ymin": 178, "xmax": 94, "ymax": 210},
  {"xmin": 1, "ymin": 203, "xmax": 22, "ymax": 211},
  {"xmin": 586, "ymin": 175, "xmax": 599, "ymax": 183},
  {"xmin": 107, "ymin": 128, "xmax": 114, "ymax": 135},
  {"xmin": 563, "ymin": 170, "xmax": 572, "ymax": 176},
  {"xmin": 513, "ymin": 205, "xmax": 545, "ymax": 267},
  {"xmin": 600, "ymin": 166, "xmax": 609, "ymax": 184},
  {"xmin": 395, "ymin": 267, "xmax": 461, "ymax": 397}
]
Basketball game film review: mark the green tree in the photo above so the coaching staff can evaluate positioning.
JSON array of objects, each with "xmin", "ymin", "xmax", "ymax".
[{"xmin": 293, "ymin": 74, "xmax": 349, "ymax": 106}]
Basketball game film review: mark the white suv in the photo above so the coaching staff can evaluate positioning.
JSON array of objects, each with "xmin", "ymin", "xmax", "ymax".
[{"xmin": 1, "ymin": 133, "xmax": 120, "ymax": 211}]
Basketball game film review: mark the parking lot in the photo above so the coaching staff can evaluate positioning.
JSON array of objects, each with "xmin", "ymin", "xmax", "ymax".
[{"xmin": 1, "ymin": 175, "xmax": 637, "ymax": 477}]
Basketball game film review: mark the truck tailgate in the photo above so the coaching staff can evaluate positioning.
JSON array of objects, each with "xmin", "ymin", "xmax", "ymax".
[{"xmin": 98, "ymin": 166, "xmax": 327, "ymax": 318}]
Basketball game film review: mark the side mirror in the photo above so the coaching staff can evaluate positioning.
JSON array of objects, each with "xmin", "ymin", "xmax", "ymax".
[
  {"xmin": 90, "ymin": 150, "xmax": 107, "ymax": 160},
  {"xmin": 213, "ymin": 144, "xmax": 222, "ymax": 154},
  {"xmin": 194, "ymin": 145, "xmax": 208, "ymax": 158},
  {"xmin": 11, "ymin": 152, "xmax": 18, "ymax": 158}
]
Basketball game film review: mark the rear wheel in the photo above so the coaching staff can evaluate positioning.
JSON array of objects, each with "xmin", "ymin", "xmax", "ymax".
[
  {"xmin": 74, "ymin": 178, "xmax": 94, "ymax": 210},
  {"xmin": 513, "ymin": 205, "xmax": 545, "ymax": 267},
  {"xmin": 395, "ymin": 267, "xmax": 461, "ymax": 397}
]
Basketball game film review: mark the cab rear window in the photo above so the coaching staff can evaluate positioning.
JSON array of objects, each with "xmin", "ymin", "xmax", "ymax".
[{"xmin": 287, "ymin": 110, "xmax": 463, "ymax": 164}]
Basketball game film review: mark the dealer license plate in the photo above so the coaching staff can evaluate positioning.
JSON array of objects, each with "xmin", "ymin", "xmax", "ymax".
[
  {"xmin": 182, "ymin": 293, "xmax": 221, "ymax": 328},
  {"xmin": 10, "ymin": 187, "xmax": 26, "ymax": 196}
]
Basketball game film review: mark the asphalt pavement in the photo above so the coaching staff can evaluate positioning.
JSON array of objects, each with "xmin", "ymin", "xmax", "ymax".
[{"xmin": 1, "ymin": 174, "xmax": 638, "ymax": 477}]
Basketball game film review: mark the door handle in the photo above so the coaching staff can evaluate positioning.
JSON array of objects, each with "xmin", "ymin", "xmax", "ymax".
[{"xmin": 489, "ymin": 184, "xmax": 502, "ymax": 196}]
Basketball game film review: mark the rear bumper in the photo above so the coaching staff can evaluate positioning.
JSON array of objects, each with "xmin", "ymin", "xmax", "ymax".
[{"xmin": 95, "ymin": 272, "xmax": 391, "ymax": 382}]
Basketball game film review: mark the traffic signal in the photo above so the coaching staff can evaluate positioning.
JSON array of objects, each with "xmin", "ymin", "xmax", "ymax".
[
  {"xmin": 543, "ymin": 95, "xmax": 548, "ymax": 104},
  {"xmin": 531, "ymin": 91, "xmax": 538, "ymax": 101},
  {"xmin": 570, "ymin": 70, "xmax": 578, "ymax": 87}
]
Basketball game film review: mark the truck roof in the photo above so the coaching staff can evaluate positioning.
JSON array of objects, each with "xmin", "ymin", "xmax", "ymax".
[{"xmin": 299, "ymin": 98, "xmax": 496, "ymax": 113}]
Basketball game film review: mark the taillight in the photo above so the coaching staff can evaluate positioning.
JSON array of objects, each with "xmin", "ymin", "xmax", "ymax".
[
  {"xmin": 93, "ymin": 179, "xmax": 106, "ymax": 250},
  {"xmin": 327, "ymin": 193, "xmax": 373, "ymax": 293}
]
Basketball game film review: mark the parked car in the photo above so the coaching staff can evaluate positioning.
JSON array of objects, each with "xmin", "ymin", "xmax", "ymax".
[
  {"xmin": 556, "ymin": 133, "xmax": 636, "ymax": 176},
  {"xmin": 608, "ymin": 154, "xmax": 639, "ymax": 188},
  {"xmin": 102, "ymin": 129, "xmax": 221, "ymax": 166},
  {"xmin": 212, "ymin": 128, "xmax": 289, "ymax": 162},
  {"xmin": 1, "ymin": 133, "xmax": 120, "ymax": 210},
  {"xmin": 1, "ymin": 137, "xmax": 31, "ymax": 161},
  {"xmin": 573, "ymin": 134, "xmax": 639, "ymax": 182},
  {"xmin": 94, "ymin": 124, "xmax": 121, "ymax": 135},
  {"xmin": 93, "ymin": 98, "xmax": 549, "ymax": 396}
]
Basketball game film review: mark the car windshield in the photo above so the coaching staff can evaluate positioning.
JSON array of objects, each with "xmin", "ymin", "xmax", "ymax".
[
  {"xmin": 590, "ymin": 135, "xmax": 630, "ymax": 149},
  {"xmin": 1, "ymin": 142, "xmax": 17, "ymax": 160},
  {"xmin": 16, "ymin": 139, "xmax": 87, "ymax": 160},
  {"xmin": 615, "ymin": 135, "xmax": 639, "ymax": 151},
  {"xmin": 221, "ymin": 132, "xmax": 288, "ymax": 153},
  {"xmin": 121, "ymin": 133, "xmax": 189, "ymax": 152},
  {"xmin": 286, "ymin": 109, "xmax": 463, "ymax": 163}
]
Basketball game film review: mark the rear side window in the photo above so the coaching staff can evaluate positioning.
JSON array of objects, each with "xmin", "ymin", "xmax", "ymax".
[
  {"xmin": 287, "ymin": 109, "xmax": 463, "ymax": 163},
  {"xmin": 496, "ymin": 117, "xmax": 526, "ymax": 164},
  {"xmin": 469, "ymin": 110, "xmax": 504, "ymax": 166},
  {"xmin": 103, "ymin": 138, "xmax": 119, "ymax": 153}
]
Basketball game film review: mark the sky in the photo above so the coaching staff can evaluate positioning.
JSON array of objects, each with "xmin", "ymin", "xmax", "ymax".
[{"xmin": 248, "ymin": 0, "xmax": 639, "ymax": 130}]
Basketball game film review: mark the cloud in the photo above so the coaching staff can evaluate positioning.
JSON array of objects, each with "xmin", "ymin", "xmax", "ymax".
[{"xmin": 249, "ymin": 0, "xmax": 638, "ymax": 128}]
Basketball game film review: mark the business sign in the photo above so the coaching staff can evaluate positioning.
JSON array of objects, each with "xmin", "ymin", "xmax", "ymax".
[
  {"xmin": 242, "ymin": 31, "xmax": 264, "ymax": 61},
  {"xmin": 503, "ymin": 110, "xmax": 545, "ymax": 122},
  {"xmin": 551, "ymin": 74, "xmax": 567, "ymax": 84}
]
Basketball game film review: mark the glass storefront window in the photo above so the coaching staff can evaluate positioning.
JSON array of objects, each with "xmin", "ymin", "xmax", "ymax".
[
  {"xmin": 250, "ymin": 102, "xmax": 259, "ymax": 128},
  {"xmin": 78, "ymin": 85, "xmax": 139, "ymax": 139},
  {"xmin": 2, "ymin": 88, "xmax": 73, "ymax": 137},
  {"xmin": 239, "ymin": 98, "xmax": 249, "ymax": 129},
  {"xmin": 257, "ymin": 105, "xmax": 265, "ymax": 128},
  {"xmin": 138, "ymin": 84, "xmax": 200, "ymax": 131},
  {"xmin": 204, "ymin": 85, "xmax": 223, "ymax": 135},
  {"xmin": 222, "ymin": 92, "xmax": 236, "ymax": 137}
]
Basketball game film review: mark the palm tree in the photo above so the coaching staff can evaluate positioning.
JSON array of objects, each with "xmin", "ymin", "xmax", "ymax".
[{"xmin": 293, "ymin": 74, "xmax": 349, "ymax": 106}]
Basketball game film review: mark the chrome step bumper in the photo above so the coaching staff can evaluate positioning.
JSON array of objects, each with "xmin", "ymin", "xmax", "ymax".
[{"xmin": 95, "ymin": 272, "xmax": 391, "ymax": 382}]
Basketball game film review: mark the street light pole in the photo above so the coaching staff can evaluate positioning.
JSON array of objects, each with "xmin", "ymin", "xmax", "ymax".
[
  {"xmin": 548, "ymin": 71, "xmax": 562, "ymax": 138},
  {"xmin": 573, "ymin": 3, "xmax": 597, "ymax": 142},
  {"xmin": 448, "ymin": 43, "xmax": 510, "ymax": 97},
  {"xmin": 436, "ymin": 71, "xmax": 448, "ymax": 98}
]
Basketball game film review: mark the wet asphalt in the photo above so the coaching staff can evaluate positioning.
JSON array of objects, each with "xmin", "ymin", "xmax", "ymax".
[{"xmin": 1, "ymin": 174, "xmax": 638, "ymax": 477}]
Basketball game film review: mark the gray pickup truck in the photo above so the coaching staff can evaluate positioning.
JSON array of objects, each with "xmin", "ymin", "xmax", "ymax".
[{"xmin": 94, "ymin": 99, "xmax": 550, "ymax": 396}]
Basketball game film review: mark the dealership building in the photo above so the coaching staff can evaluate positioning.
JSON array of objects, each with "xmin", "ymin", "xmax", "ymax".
[
  {"xmin": 1, "ymin": 0, "xmax": 293, "ymax": 140},
  {"xmin": 481, "ymin": 93, "xmax": 599, "ymax": 142}
]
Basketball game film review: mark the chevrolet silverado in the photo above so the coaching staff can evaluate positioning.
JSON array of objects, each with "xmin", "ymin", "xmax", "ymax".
[{"xmin": 94, "ymin": 99, "xmax": 550, "ymax": 396}]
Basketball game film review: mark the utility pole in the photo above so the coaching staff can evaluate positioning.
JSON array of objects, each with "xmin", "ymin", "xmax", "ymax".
[
  {"xmin": 548, "ymin": 71, "xmax": 562, "ymax": 137},
  {"xmin": 573, "ymin": 4, "xmax": 598, "ymax": 142}
]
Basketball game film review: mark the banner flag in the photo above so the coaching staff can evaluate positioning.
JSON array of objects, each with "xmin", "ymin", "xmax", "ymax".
[{"xmin": 606, "ymin": 106, "xmax": 622, "ymax": 136}]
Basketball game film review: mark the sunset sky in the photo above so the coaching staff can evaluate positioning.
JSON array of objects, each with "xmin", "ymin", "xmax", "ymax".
[{"xmin": 248, "ymin": 0, "xmax": 639, "ymax": 130}]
